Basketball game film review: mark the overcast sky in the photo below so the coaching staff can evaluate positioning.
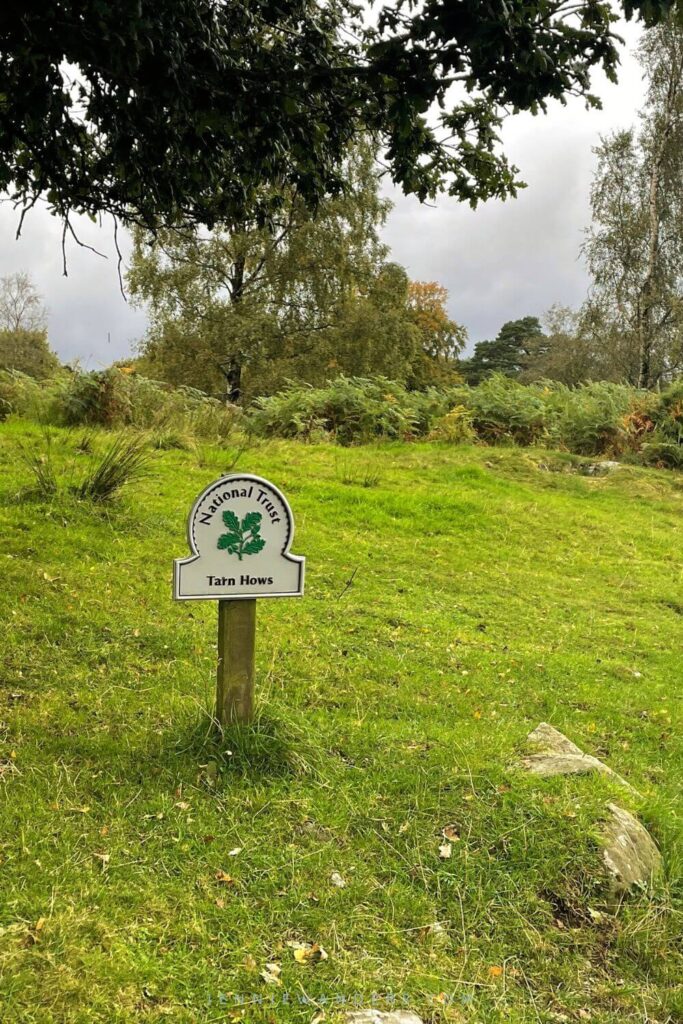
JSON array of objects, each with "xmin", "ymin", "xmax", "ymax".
[{"xmin": 0, "ymin": 19, "xmax": 645, "ymax": 365}]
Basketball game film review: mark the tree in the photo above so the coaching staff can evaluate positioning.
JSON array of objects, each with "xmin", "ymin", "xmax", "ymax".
[
  {"xmin": 0, "ymin": 273, "xmax": 58, "ymax": 379},
  {"xmin": 582, "ymin": 14, "xmax": 683, "ymax": 388},
  {"xmin": 327, "ymin": 264, "xmax": 423, "ymax": 385},
  {"xmin": 0, "ymin": 1, "xmax": 674, "ymax": 231},
  {"xmin": 0, "ymin": 273, "xmax": 47, "ymax": 333},
  {"xmin": 407, "ymin": 281, "xmax": 467, "ymax": 387},
  {"xmin": 0, "ymin": 329, "xmax": 60, "ymax": 380},
  {"xmin": 461, "ymin": 317, "xmax": 544, "ymax": 384},
  {"xmin": 128, "ymin": 143, "xmax": 400, "ymax": 400},
  {"xmin": 520, "ymin": 306, "xmax": 603, "ymax": 384}
]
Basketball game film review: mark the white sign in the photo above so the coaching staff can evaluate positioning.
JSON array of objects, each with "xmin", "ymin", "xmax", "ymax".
[{"xmin": 174, "ymin": 474, "xmax": 305, "ymax": 601}]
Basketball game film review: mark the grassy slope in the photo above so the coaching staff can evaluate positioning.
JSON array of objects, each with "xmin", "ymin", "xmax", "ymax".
[{"xmin": 0, "ymin": 421, "xmax": 681, "ymax": 1024}]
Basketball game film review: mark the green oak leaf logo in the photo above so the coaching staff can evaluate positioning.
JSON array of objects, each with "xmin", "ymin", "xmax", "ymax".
[{"xmin": 217, "ymin": 510, "xmax": 266, "ymax": 561}]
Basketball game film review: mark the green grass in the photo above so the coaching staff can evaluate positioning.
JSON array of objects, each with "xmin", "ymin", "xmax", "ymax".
[{"xmin": 0, "ymin": 421, "xmax": 681, "ymax": 1024}]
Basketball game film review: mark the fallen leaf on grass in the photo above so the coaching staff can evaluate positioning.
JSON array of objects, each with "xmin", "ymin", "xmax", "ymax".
[
  {"xmin": 330, "ymin": 871, "xmax": 346, "ymax": 888},
  {"xmin": 228, "ymin": 847, "xmax": 242, "ymax": 857},
  {"xmin": 214, "ymin": 870, "xmax": 236, "ymax": 886},
  {"xmin": 442, "ymin": 825, "xmax": 460, "ymax": 842},
  {"xmin": 439, "ymin": 842, "xmax": 452, "ymax": 860},
  {"xmin": 287, "ymin": 941, "xmax": 328, "ymax": 964},
  {"xmin": 488, "ymin": 965, "xmax": 503, "ymax": 978},
  {"xmin": 260, "ymin": 962, "xmax": 281, "ymax": 985}
]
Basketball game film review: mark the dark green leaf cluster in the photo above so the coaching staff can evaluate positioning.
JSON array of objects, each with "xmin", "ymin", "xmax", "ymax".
[
  {"xmin": 0, "ymin": 0, "xmax": 674, "ymax": 227},
  {"xmin": 461, "ymin": 318, "xmax": 545, "ymax": 384},
  {"xmin": 217, "ymin": 510, "xmax": 266, "ymax": 560}
]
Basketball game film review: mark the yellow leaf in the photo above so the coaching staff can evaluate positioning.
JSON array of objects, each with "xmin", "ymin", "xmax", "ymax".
[
  {"xmin": 289, "ymin": 942, "xmax": 328, "ymax": 965},
  {"xmin": 488, "ymin": 965, "xmax": 503, "ymax": 978},
  {"xmin": 214, "ymin": 870, "xmax": 236, "ymax": 886}
]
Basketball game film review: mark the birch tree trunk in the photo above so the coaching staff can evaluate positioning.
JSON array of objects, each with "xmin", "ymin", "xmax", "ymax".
[{"xmin": 636, "ymin": 46, "xmax": 683, "ymax": 389}]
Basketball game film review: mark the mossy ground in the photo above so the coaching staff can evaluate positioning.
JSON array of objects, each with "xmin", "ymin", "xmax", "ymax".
[{"xmin": 0, "ymin": 421, "xmax": 680, "ymax": 1023}]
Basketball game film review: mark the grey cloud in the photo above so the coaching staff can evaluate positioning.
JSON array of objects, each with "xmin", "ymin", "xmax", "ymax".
[{"xmin": 0, "ymin": 205, "xmax": 146, "ymax": 367}]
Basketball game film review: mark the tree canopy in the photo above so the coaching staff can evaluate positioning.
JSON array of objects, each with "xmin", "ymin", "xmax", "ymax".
[
  {"xmin": 461, "ymin": 317, "xmax": 544, "ymax": 383},
  {"xmin": 0, "ymin": 0, "xmax": 676, "ymax": 230},
  {"xmin": 0, "ymin": 274, "xmax": 59, "ymax": 379},
  {"xmin": 129, "ymin": 140, "xmax": 465, "ymax": 402},
  {"xmin": 128, "ymin": 142, "xmax": 396, "ymax": 400},
  {"xmin": 581, "ymin": 14, "xmax": 683, "ymax": 388}
]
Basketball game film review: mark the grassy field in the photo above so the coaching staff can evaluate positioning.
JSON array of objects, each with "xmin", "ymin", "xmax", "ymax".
[{"xmin": 0, "ymin": 420, "xmax": 681, "ymax": 1024}]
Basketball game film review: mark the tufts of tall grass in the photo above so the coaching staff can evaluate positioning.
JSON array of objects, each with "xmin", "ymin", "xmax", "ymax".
[{"xmin": 75, "ymin": 434, "xmax": 152, "ymax": 503}]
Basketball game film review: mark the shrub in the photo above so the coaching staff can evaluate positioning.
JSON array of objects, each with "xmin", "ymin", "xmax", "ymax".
[
  {"xmin": 0, "ymin": 368, "xmax": 236, "ymax": 441},
  {"xmin": 428, "ymin": 404, "xmax": 476, "ymax": 444},
  {"xmin": 61, "ymin": 369, "xmax": 133, "ymax": 426},
  {"xmin": 464, "ymin": 375, "xmax": 547, "ymax": 445},
  {"xmin": 0, "ymin": 369, "xmax": 61, "ymax": 421},
  {"xmin": 247, "ymin": 376, "xmax": 435, "ymax": 444},
  {"xmin": 650, "ymin": 381, "xmax": 683, "ymax": 445},
  {"xmin": 317, "ymin": 377, "xmax": 419, "ymax": 444},
  {"xmin": 639, "ymin": 440, "xmax": 683, "ymax": 469},
  {"xmin": 543, "ymin": 381, "xmax": 653, "ymax": 456},
  {"xmin": 0, "ymin": 328, "xmax": 60, "ymax": 379}
]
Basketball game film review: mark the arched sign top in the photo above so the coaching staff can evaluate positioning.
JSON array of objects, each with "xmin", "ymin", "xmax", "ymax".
[{"xmin": 174, "ymin": 474, "xmax": 305, "ymax": 601}]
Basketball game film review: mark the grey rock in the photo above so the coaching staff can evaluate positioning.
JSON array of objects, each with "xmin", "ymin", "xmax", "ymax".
[
  {"xmin": 601, "ymin": 803, "xmax": 662, "ymax": 893},
  {"xmin": 344, "ymin": 1014, "xmax": 423, "ymax": 1024},
  {"xmin": 582, "ymin": 460, "xmax": 621, "ymax": 476},
  {"xmin": 520, "ymin": 723, "xmax": 637, "ymax": 793},
  {"xmin": 527, "ymin": 722, "xmax": 584, "ymax": 755}
]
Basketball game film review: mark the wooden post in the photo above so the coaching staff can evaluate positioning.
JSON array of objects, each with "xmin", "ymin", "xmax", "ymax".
[{"xmin": 216, "ymin": 599, "xmax": 256, "ymax": 726}]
